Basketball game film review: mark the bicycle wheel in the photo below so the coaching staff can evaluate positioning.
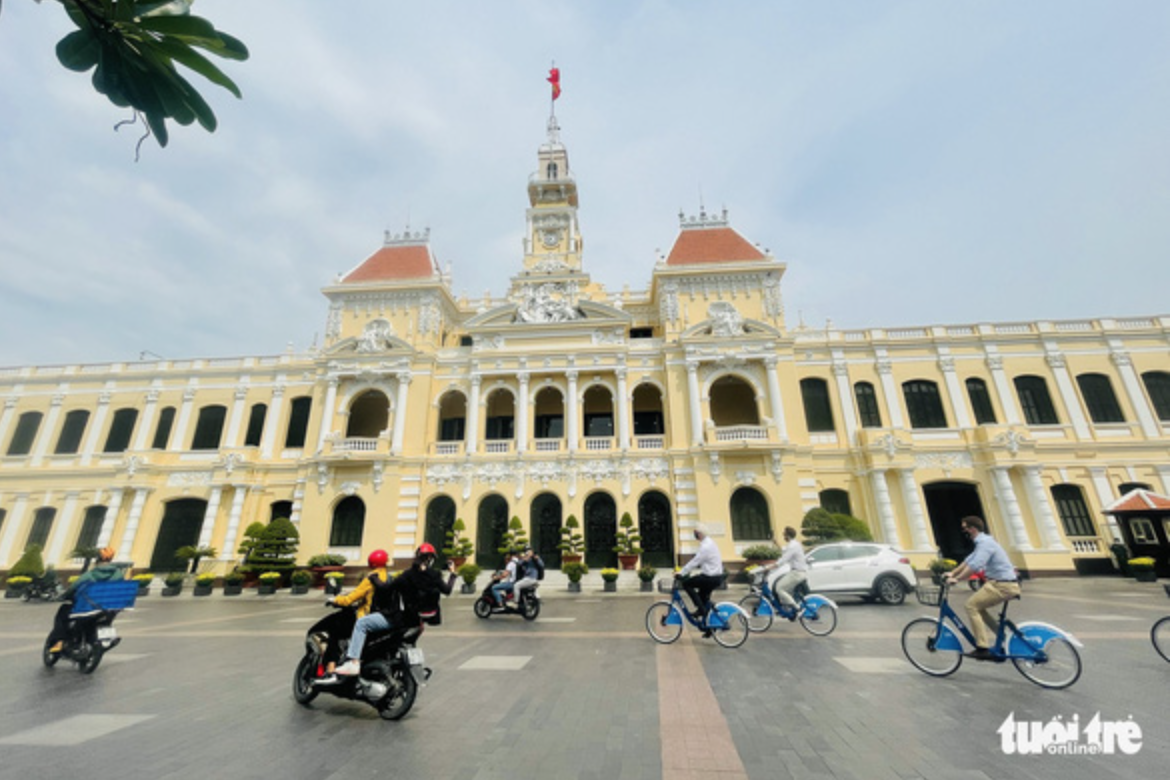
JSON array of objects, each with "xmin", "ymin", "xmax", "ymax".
[
  {"xmin": 901, "ymin": 618, "xmax": 962, "ymax": 677},
  {"xmin": 1152, "ymin": 617, "xmax": 1170, "ymax": 663},
  {"xmin": 799, "ymin": 602, "xmax": 838, "ymax": 637},
  {"xmin": 645, "ymin": 601, "xmax": 683, "ymax": 644},
  {"xmin": 710, "ymin": 604, "xmax": 749, "ymax": 649},
  {"xmin": 1013, "ymin": 637, "xmax": 1082, "ymax": 689},
  {"xmin": 738, "ymin": 594, "xmax": 773, "ymax": 633}
]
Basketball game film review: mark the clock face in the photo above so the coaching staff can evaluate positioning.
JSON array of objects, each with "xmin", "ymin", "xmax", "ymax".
[{"xmin": 541, "ymin": 229, "xmax": 560, "ymax": 248}]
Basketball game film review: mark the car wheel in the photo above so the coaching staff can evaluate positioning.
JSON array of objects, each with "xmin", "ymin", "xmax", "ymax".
[{"xmin": 875, "ymin": 576, "xmax": 906, "ymax": 605}]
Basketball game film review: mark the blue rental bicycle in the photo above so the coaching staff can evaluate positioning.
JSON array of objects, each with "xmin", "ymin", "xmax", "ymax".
[
  {"xmin": 901, "ymin": 581, "xmax": 1083, "ymax": 689},
  {"xmin": 1151, "ymin": 584, "xmax": 1170, "ymax": 663},
  {"xmin": 645, "ymin": 576, "xmax": 750, "ymax": 648},
  {"xmin": 739, "ymin": 568, "xmax": 838, "ymax": 636}
]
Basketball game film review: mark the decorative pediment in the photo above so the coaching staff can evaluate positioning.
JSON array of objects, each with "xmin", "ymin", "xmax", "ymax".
[
  {"xmin": 463, "ymin": 298, "xmax": 631, "ymax": 329},
  {"xmin": 323, "ymin": 332, "xmax": 415, "ymax": 356},
  {"xmin": 680, "ymin": 313, "xmax": 782, "ymax": 341}
]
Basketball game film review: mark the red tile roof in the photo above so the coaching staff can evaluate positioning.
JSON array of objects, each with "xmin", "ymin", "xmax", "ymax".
[
  {"xmin": 665, "ymin": 226, "xmax": 766, "ymax": 266},
  {"xmin": 342, "ymin": 244, "xmax": 437, "ymax": 283},
  {"xmin": 1102, "ymin": 488, "xmax": 1170, "ymax": 514}
]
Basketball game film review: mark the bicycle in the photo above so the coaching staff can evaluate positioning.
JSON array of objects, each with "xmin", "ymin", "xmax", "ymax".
[
  {"xmin": 645, "ymin": 576, "xmax": 750, "ymax": 649},
  {"xmin": 738, "ymin": 568, "xmax": 838, "ymax": 636},
  {"xmin": 1151, "ymin": 584, "xmax": 1170, "ymax": 663},
  {"xmin": 901, "ymin": 580, "xmax": 1083, "ymax": 689}
]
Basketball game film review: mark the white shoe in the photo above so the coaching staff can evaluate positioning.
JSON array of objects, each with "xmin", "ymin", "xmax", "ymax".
[
  {"xmin": 334, "ymin": 659, "xmax": 361, "ymax": 676},
  {"xmin": 312, "ymin": 674, "xmax": 340, "ymax": 686}
]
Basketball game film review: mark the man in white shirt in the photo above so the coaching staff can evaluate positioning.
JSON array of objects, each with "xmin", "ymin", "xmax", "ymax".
[
  {"xmin": 677, "ymin": 523, "xmax": 724, "ymax": 623},
  {"xmin": 765, "ymin": 526, "xmax": 808, "ymax": 615}
]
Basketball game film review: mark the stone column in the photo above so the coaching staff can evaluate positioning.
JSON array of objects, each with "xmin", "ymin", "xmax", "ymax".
[
  {"xmin": 96, "ymin": 488, "xmax": 125, "ymax": 548},
  {"xmin": 566, "ymin": 371, "xmax": 579, "ymax": 452},
  {"xmin": 260, "ymin": 383, "xmax": 285, "ymax": 459},
  {"xmin": 686, "ymin": 362, "xmax": 703, "ymax": 446},
  {"xmin": 316, "ymin": 377, "xmax": 339, "ymax": 453},
  {"xmin": 0, "ymin": 493, "xmax": 30, "ymax": 566},
  {"xmin": 0, "ymin": 397, "xmax": 17, "ymax": 452},
  {"xmin": 31, "ymin": 393, "xmax": 65, "ymax": 466},
  {"xmin": 116, "ymin": 488, "xmax": 151, "ymax": 563},
  {"xmin": 221, "ymin": 485, "xmax": 249, "ymax": 560},
  {"xmin": 131, "ymin": 389, "xmax": 160, "ymax": 451},
  {"xmin": 938, "ymin": 354, "xmax": 971, "ymax": 429},
  {"xmin": 170, "ymin": 386, "xmax": 198, "ymax": 452},
  {"xmin": 1088, "ymin": 467, "xmax": 1122, "ymax": 541},
  {"xmin": 466, "ymin": 375, "xmax": 481, "ymax": 455},
  {"xmin": 1110, "ymin": 348, "xmax": 1160, "ymax": 437},
  {"xmin": 44, "ymin": 491, "xmax": 81, "ymax": 565},
  {"xmin": 831, "ymin": 359, "xmax": 857, "ymax": 444},
  {"xmin": 517, "ymin": 372, "xmax": 530, "ymax": 454},
  {"xmin": 876, "ymin": 357, "xmax": 906, "ymax": 429},
  {"xmin": 764, "ymin": 357, "xmax": 788, "ymax": 442},
  {"xmin": 616, "ymin": 368, "xmax": 630, "ymax": 451},
  {"xmin": 868, "ymin": 469, "xmax": 902, "ymax": 546},
  {"xmin": 1020, "ymin": 466, "xmax": 1066, "ymax": 550},
  {"xmin": 1046, "ymin": 351, "xmax": 1090, "ymax": 439},
  {"xmin": 984, "ymin": 352, "xmax": 1022, "ymax": 425},
  {"xmin": 392, "ymin": 372, "xmax": 411, "ymax": 455},
  {"xmin": 990, "ymin": 467, "xmax": 1033, "ymax": 551},
  {"xmin": 897, "ymin": 469, "xmax": 932, "ymax": 550},
  {"xmin": 197, "ymin": 486, "xmax": 223, "ymax": 549},
  {"xmin": 224, "ymin": 384, "xmax": 249, "ymax": 449}
]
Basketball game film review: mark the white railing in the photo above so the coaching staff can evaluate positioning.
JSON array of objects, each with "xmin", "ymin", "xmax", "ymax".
[
  {"xmin": 434, "ymin": 441, "xmax": 462, "ymax": 456},
  {"xmin": 1069, "ymin": 537, "xmax": 1104, "ymax": 555},
  {"xmin": 584, "ymin": 437, "xmax": 613, "ymax": 451},
  {"xmin": 714, "ymin": 425, "xmax": 767, "ymax": 442},
  {"xmin": 484, "ymin": 440, "xmax": 511, "ymax": 454},
  {"xmin": 333, "ymin": 437, "xmax": 378, "ymax": 453},
  {"xmin": 635, "ymin": 436, "xmax": 664, "ymax": 450},
  {"xmin": 534, "ymin": 439, "xmax": 562, "ymax": 452}
]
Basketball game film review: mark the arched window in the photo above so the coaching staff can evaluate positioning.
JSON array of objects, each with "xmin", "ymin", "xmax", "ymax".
[
  {"xmin": 1076, "ymin": 373, "xmax": 1125, "ymax": 424},
  {"xmin": 1050, "ymin": 485, "xmax": 1096, "ymax": 538},
  {"xmin": 7, "ymin": 411, "xmax": 43, "ymax": 456},
  {"xmin": 54, "ymin": 410, "xmax": 90, "ymax": 454},
  {"xmin": 191, "ymin": 405, "xmax": 227, "ymax": 450},
  {"xmin": 965, "ymin": 378, "xmax": 997, "ymax": 425},
  {"xmin": 730, "ymin": 487, "xmax": 772, "ymax": 541},
  {"xmin": 1117, "ymin": 482, "xmax": 1151, "ymax": 497},
  {"xmin": 437, "ymin": 391, "xmax": 467, "ymax": 441},
  {"xmin": 800, "ymin": 378, "xmax": 835, "ymax": 433},
  {"xmin": 285, "ymin": 396, "xmax": 312, "ymax": 448},
  {"xmin": 853, "ymin": 382, "xmax": 882, "ymax": 428},
  {"xmin": 103, "ymin": 408, "xmax": 139, "ymax": 453},
  {"xmin": 903, "ymin": 380, "xmax": 948, "ymax": 429},
  {"xmin": 547, "ymin": 162, "xmax": 558, "ymax": 180},
  {"xmin": 425, "ymin": 495, "xmax": 457, "ymax": 560},
  {"xmin": 27, "ymin": 507, "xmax": 57, "ymax": 550},
  {"xmin": 819, "ymin": 489, "xmax": 852, "ymax": 516},
  {"xmin": 151, "ymin": 406, "xmax": 176, "ymax": 449},
  {"xmin": 76, "ymin": 506, "xmax": 106, "ymax": 550},
  {"xmin": 244, "ymin": 404, "xmax": 267, "ymax": 447},
  {"xmin": 485, "ymin": 389, "xmax": 515, "ymax": 440},
  {"xmin": 582, "ymin": 385, "xmax": 614, "ymax": 437},
  {"xmin": 584, "ymin": 492, "xmax": 617, "ymax": 569},
  {"xmin": 710, "ymin": 375, "xmax": 759, "ymax": 426},
  {"xmin": 632, "ymin": 384, "xmax": 665, "ymax": 435},
  {"xmin": 329, "ymin": 496, "xmax": 365, "ymax": 547},
  {"xmin": 476, "ymin": 495, "xmax": 509, "ymax": 570},
  {"xmin": 534, "ymin": 387, "xmax": 564, "ymax": 439},
  {"xmin": 1141, "ymin": 371, "xmax": 1170, "ymax": 421},
  {"xmin": 270, "ymin": 500, "xmax": 293, "ymax": 522},
  {"xmin": 1014, "ymin": 376, "xmax": 1059, "ymax": 425}
]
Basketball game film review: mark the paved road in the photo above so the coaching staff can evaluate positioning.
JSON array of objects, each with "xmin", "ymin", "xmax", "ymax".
[{"xmin": 0, "ymin": 577, "xmax": 1165, "ymax": 780}]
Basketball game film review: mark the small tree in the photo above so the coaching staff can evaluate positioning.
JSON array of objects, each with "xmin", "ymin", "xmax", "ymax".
[
  {"xmin": 498, "ymin": 516, "xmax": 529, "ymax": 556},
  {"xmin": 237, "ymin": 521, "xmax": 267, "ymax": 568},
  {"xmin": 831, "ymin": 513, "xmax": 873, "ymax": 542},
  {"xmin": 558, "ymin": 514, "xmax": 585, "ymax": 557},
  {"xmin": 10, "ymin": 544, "xmax": 46, "ymax": 578},
  {"xmin": 69, "ymin": 545, "xmax": 101, "ymax": 573},
  {"xmin": 613, "ymin": 512, "xmax": 643, "ymax": 556},
  {"xmin": 443, "ymin": 518, "xmax": 474, "ymax": 559},
  {"xmin": 176, "ymin": 545, "xmax": 218, "ymax": 573},
  {"xmin": 802, "ymin": 508, "xmax": 874, "ymax": 544},
  {"xmin": 246, "ymin": 518, "xmax": 299, "ymax": 575}
]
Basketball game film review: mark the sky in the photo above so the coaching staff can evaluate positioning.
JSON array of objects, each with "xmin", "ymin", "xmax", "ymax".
[{"xmin": 2, "ymin": 1, "xmax": 1169, "ymax": 368}]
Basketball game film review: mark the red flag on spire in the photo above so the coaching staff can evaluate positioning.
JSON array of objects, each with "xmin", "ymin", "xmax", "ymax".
[{"xmin": 547, "ymin": 67, "xmax": 561, "ymax": 100}]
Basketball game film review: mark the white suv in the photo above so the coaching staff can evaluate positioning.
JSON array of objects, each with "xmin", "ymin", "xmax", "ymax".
[{"xmin": 804, "ymin": 542, "xmax": 917, "ymax": 605}]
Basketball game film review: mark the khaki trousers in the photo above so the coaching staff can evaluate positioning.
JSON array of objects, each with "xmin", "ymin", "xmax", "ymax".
[{"xmin": 965, "ymin": 580, "xmax": 1021, "ymax": 649}]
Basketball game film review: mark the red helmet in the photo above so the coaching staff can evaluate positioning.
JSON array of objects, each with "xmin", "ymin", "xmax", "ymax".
[
  {"xmin": 368, "ymin": 549, "xmax": 389, "ymax": 568},
  {"xmin": 417, "ymin": 543, "xmax": 437, "ymax": 557}
]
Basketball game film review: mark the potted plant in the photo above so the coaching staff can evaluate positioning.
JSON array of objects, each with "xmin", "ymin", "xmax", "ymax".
[
  {"xmin": 613, "ymin": 512, "xmax": 642, "ymax": 569},
  {"xmin": 290, "ymin": 569, "xmax": 313, "ymax": 595},
  {"xmin": 132, "ymin": 572, "xmax": 154, "ymax": 596},
  {"xmin": 4, "ymin": 575, "xmax": 32, "ymax": 599},
  {"xmin": 258, "ymin": 571, "xmax": 282, "ymax": 595},
  {"xmin": 928, "ymin": 558, "xmax": 958, "ymax": 586},
  {"xmin": 637, "ymin": 564, "xmax": 657, "ymax": 592},
  {"xmin": 600, "ymin": 567, "xmax": 620, "ymax": 592},
  {"xmin": 558, "ymin": 514, "xmax": 585, "ymax": 564},
  {"xmin": 176, "ymin": 545, "xmax": 218, "ymax": 574},
  {"xmin": 324, "ymin": 571, "xmax": 345, "ymax": 596},
  {"xmin": 308, "ymin": 553, "xmax": 348, "ymax": 586},
  {"xmin": 1129, "ymin": 557, "xmax": 1157, "ymax": 582},
  {"xmin": 162, "ymin": 572, "xmax": 185, "ymax": 596},
  {"xmin": 193, "ymin": 572, "xmax": 215, "ymax": 596},
  {"xmin": 223, "ymin": 570, "xmax": 244, "ymax": 596},
  {"xmin": 8, "ymin": 544, "xmax": 46, "ymax": 593},
  {"xmin": 498, "ymin": 516, "xmax": 529, "ymax": 556},
  {"xmin": 443, "ymin": 518, "xmax": 475, "ymax": 568},
  {"xmin": 68, "ymin": 545, "xmax": 101, "ymax": 573},
  {"xmin": 457, "ymin": 562, "xmax": 481, "ymax": 594},
  {"xmin": 562, "ymin": 561, "xmax": 588, "ymax": 593}
]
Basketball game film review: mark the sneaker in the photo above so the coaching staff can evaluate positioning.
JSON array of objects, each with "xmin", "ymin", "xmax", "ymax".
[
  {"xmin": 334, "ymin": 659, "xmax": 361, "ymax": 676},
  {"xmin": 700, "ymin": 630, "xmax": 713, "ymax": 639},
  {"xmin": 967, "ymin": 647, "xmax": 996, "ymax": 662},
  {"xmin": 313, "ymin": 674, "xmax": 340, "ymax": 686}
]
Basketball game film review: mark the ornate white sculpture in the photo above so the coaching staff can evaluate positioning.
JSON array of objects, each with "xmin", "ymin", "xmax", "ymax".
[
  {"xmin": 708, "ymin": 301, "xmax": 745, "ymax": 337},
  {"xmin": 515, "ymin": 282, "xmax": 581, "ymax": 323},
  {"xmin": 356, "ymin": 319, "xmax": 394, "ymax": 353}
]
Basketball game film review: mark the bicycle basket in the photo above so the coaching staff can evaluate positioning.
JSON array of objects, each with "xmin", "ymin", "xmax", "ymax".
[
  {"xmin": 915, "ymin": 586, "xmax": 942, "ymax": 607},
  {"xmin": 749, "ymin": 568, "xmax": 766, "ymax": 586}
]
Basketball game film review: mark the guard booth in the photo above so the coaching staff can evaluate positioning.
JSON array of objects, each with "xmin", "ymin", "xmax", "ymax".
[{"xmin": 1102, "ymin": 489, "xmax": 1170, "ymax": 578}]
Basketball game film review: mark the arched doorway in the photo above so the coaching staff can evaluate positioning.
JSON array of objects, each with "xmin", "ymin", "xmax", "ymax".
[
  {"xmin": 924, "ymin": 481, "xmax": 987, "ymax": 561},
  {"xmin": 346, "ymin": 390, "xmax": 390, "ymax": 437},
  {"xmin": 530, "ymin": 493, "xmax": 563, "ymax": 568},
  {"xmin": 710, "ymin": 375, "xmax": 760, "ymax": 426},
  {"xmin": 584, "ymin": 492, "xmax": 617, "ymax": 569},
  {"xmin": 476, "ymin": 495, "xmax": 509, "ymax": 570},
  {"xmin": 638, "ymin": 490, "xmax": 674, "ymax": 567},
  {"xmin": 425, "ymin": 495, "xmax": 457, "ymax": 565},
  {"xmin": 330, "ymin": 496, "xmax": 365, "ymax": 547},
  {"xmin": 730, "ymin": 487, "xmax": 772, "ymax": 541},
  {"xmin": 150, "ymin": 499, "xmax": 206, "ymax": 572}
]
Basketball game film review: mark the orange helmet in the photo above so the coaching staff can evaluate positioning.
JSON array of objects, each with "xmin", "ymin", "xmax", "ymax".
[
  {"xmin": 368, "ymin": 549, "xmax": 389, "ymax": 568},
  {"xmin": 98, "ymin": 547, "xmax": 116, "ymax": 562}
]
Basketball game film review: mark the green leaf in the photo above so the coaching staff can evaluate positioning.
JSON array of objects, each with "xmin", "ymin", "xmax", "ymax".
[
  {"xmin": 135, "ymin": 14, "xmax": 218, "ymax": 41},
  {"xmin": 56, "ymin": 29, "xmax": 101, "ymax": 72},
  {"xmin": 190, "ymin": 30, "xmax": 249, "ymax": 62},
  {"xmin": 154, "ymin": 38, "xmax": 242, "ymax": 98}
]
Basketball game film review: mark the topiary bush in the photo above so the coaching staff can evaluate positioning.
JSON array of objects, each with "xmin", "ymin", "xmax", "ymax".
[
  {"xmin": 247, "ymin": 517, "xmax": 299, "ymax": 574},
  {"xmin": 498, "ymin": 516, "xmax": 529, "ymax": 556},
  {"xmin": 9, "ymin": 544, "xmax": 46, "ymax": 578}
]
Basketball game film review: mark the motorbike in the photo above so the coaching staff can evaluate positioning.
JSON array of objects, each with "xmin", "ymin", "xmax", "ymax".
[
  {"xmin": 474, "ymin": 579, "xmax": 540, "ymax": 620},
  {"xmin": 23, "ymin": 575, "xmax": 63, "ymax": 602},
  {"xmin": 292, "ymin": 605, "xmax": 430, "ymax": 721},
  {"xmin": 43, "ymin": 580, "xmax": 138, "ymax": 674}
]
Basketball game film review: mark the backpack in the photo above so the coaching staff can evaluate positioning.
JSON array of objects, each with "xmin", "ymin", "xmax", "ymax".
[{"xmin": 533, "ymin": 555, "xmax": 545, "ymax": 581}]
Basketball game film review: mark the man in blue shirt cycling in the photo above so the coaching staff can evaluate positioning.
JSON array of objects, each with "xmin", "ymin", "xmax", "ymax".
[{"xmin": 945, "ymin": 516, "xmax": 1019, "ymax": 661}]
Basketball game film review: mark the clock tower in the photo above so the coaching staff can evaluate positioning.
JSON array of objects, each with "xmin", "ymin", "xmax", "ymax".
[{"xmin": 522, "ymin": 115, "xmax": 583, "ymax": 274}]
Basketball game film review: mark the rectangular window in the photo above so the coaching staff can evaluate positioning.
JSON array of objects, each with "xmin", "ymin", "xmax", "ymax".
[
  {"xmin": 966, "ymin": 378, "xmax": 998, "ymax": 425},
  {"xmin": 191, "ymin": 406, "xmax": 227, "ymax": 450},
  {"xmin": 244, "ymin": 404, "xmax": 267, "ymax": 447},
  {"xmin": 633, "ymin": 411, "xmax": 664, "ymax": 435},
  {"xmin": 800, "ymin": 378, "xmax": 835, "ymax": 433},
  {"xmin": 584, "ymin": 413, "xmax": 614, "ymax": 437},
  {"xmin": 55, "ymin": 410, "xmax": 90, "ymax": 454},
  {"xmin": 1051, "ymin": 485, "xmax": 1096, "ymax": 537},
  {"xmin": 903, "ymin": 381, "xmax": 948, "ymax": 429},
  {"xmin": 284, "ymin": 397, "xmax": 312, "ymax": 449},
  {"xmin": 485, "ymin": 416, "xmax": 514, "ymax": 440},
  {"xmin": 629, "ymin": 327, "xmax": 654, "ymax": 339},
  {"xmin": 439, "ymin": 417, "xmax": 465, "ymax": 441},
  {"xmin": 1142, "ymin": 371, "xmax": 1170, "ymax": 421},
  {"xmin": 103, "ymin": 408, "xmax": 138, "ymax": 453},
  {"xmin": 854, "ymin": 383, "xmax": 883, "ymax": 428},
  {"xmin": 7, "ymin": 412, "xmax": 43, "ymax": 456},
  {"xmin": 1015, "ymin": 376, "xmax": 1060, "ymax": 425},
  {"xmin": 151, "ymin": 407, "xmax": 176, "ymax": 449},
  {"xmin": 1076, "ymin": 374, "xmax": 1125, "ymax": 424},
  {"xmin": 76, "ymin": 506, "xmax": 106, "ymax": 549},
  {"xmin": 534, "ymin": 415, "xmax": 564, "ymax": 439}
]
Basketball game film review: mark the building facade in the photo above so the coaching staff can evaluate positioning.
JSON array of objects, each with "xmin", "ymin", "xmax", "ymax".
[{"xmin": 3, "ymin": 116, "xmax": 1170, "ymax": 577}]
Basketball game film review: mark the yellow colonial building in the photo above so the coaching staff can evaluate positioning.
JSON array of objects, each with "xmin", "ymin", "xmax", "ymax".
[{"xmin": 3, "ymin": 116, "xmax": 1170, "ymax": 579}]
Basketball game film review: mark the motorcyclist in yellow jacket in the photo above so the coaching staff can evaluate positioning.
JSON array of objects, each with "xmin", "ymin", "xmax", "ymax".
[{"xmin": 321, "ymin": 549, "xmax": 390, "ymax": 674}]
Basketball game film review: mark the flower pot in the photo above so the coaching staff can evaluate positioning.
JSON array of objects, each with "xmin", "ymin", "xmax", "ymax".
[
  {"xmin": 312, "ymin": 566, "xmax": 345, "ymax": 587},
  {"xmin": 567, "ymin": 581, "xmax": 581, "ymax": 593},
  {"xmin": 5, "ymin": 586, "xmax": 26, "ymax": 599},
  {"xmin": 291, "ymin": 584, "xmax": 309, "ymax": 595},
  {"xmin": 324, "ymin": 579, "xmax": 343, "ymax": 596},
  {"xmin": 193, "ymin": 584, "xmax": 213, "ymax": 597},
  {"xmin": 161, "ymin": 585, "xmax": 183, "ymax": 597},
  {"xmin": 618, "ymin": 555, "xmax": 638, "ymax": 570},
  {"xmin": 603, "ymin": 581, "xmax": 617, "ymax": 592},
  {"xmin": 640, "ymin": 580, "xmax": 654, "ymax": 592},
  {"xmin": 562, "ymin": 554, "xmax": 582, "ymax": 565},
  {"xmin": 1134, "ymin": 570, "xmax": 1157, "ymax": 582},
  {"xmin": 450, "ymin": 557, "xmax": 467, "ymax": 569},
  {"xmin": 258, "ymin": 584, "xmax": 277, "ymax": 595},
  {"xmin": 137, "ymin": 586, "xmax": 151, "ymax": 597},
  {"xmin": 223, "ymin": 583, "xmax": 243, "ymax": 596},
  {"xmin": 460, "ymin": 582, "xmax": 476, "ymax": 594}
]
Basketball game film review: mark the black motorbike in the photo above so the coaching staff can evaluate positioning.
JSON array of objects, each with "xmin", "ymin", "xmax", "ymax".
[
  {"xmin": 292, "ymin": 605, "xmax": 430, "ymax": 721},
  {"xmin": 43, "ymin": 580, "xmax": 137, "ymax": 674},
  {"xmin": 23, "ymin": 576, "xmax": 63, "ymax": 602},
  {"xmin": 474, "ymin": 579, "xmax": 540, "ymax": 620}
]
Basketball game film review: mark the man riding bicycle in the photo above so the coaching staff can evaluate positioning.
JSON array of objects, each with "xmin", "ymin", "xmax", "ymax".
[
  {"xmin": 945, "ymin": 515, "xmax": 1020, "ymax": 661},
  {"xmin": 677, "ymin": 524, "xmax": 723, "ymax": 633},
  {"xmin": 763, "ymin": 526, "xmax": 808, "ymax": 618}
]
